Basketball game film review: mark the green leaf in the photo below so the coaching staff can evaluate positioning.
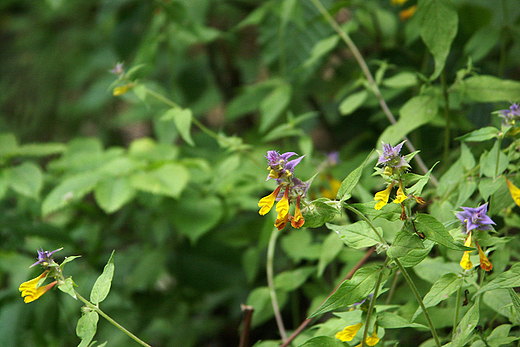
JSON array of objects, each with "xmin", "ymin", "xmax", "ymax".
[
  {"xmin": 457, "ymin": 75, "xmax": 520, "ymax": 102},
  {"xmin": 259, "ymin": 83, "xmax": 292, "ymax": 132},
  {"xmin": 60, "ymin": 255, "xmax": 81, "ymax": 269},
  {"xmin": 398, "ymin": 240, "xmax": 435, "ymax": 267},
  {"xmin": 76, "ymin": 311, "xmax": 99, "ymax": 347},
  {"xmin": 414, "ymin": 214, "xmax": 471, "ymax": 251},
  {"xmin": 508, "ymin": 288, "xmax": 520, "ymax": 324},
  {"xmin": 413, "ymin": 273, "xmax": 461, "ymax": 321},
  {"xmin": 327, "ymin": 221, "xmax": 383, "ymax": 249},
  {"xmin": 0, "ymin": 133, "xmax": 19, "ymax": 158},
  {"xmin": 303, "ymin": 198, "xmax": 342, "ymax": 228},
  {"xmin": 349, "ymin": 202, "xmax": 401, "ymax": 222},
  {"xmin": 452, "ymin": 299, "xmax": 479, "ymax": 347},
  {"xmin": 474, "ymin": 263, "xmax": 520, "ymax": 297},
  {"xmin": 456, "ymin": 126, "xmax": 499, "ymax": 142},
  {"xmin": 298, "ymin": 336, "xmax": 345, "ymax": 347},
  {"xmin": 339, "ymin": 90, "xmax": 368, "ymax": 116},
  {"xmin": 302, "ymin": 35, "xmax": 340, "ymax": 69},
  {"xmin": 379, "ymin": 94, "xmax": 439, "ymax": 145},
  {"xmin": 460, "ymin": 143, "xmax": 476, "ymax": 170},
  {"xmin": 317, "ymin": 232, "xmax": 344, "ymax": 277},
  {"xmin": 161, "ymin": 108, "xmax": 195, "ymax": 146},
  {"xmin": 94, "ymin": 176, "xmax": 136, "ymax": 214},
  {"xmin": 417, "ymin": 0, "xmax": 458, "ymax": 80},
  {"xmin": 464, "ymin": 26, "xmax": 500, "ymax": 63},
  {"xmin": 377, "ymin": 311, "xmax": 427, "ymax": 329},
  {"xmin": 478, "ymin": 177, "xmax": 504, "ymax": 201},
  {"xmin": 42, "ymin": 172, "xmax": 102, "ymax": 217},
  {"xmin": 337, "ymin": 150, "xmax": 373, "ymax": 202},
  {"xmin": 90, "ymin": 250, "xmax": 115, "ymax": 305},
  {"xmin": 5, "ymin": 162, "xmax": 43, "ymax": 199},
  {"xmin": 479, "ymin": 141, "xmax": 508, "ymax": 178},
  {"xmin": 309, "ymin": 266, "xmax": 382, "ymax": 318},
  {"xmin": 130, "ymin": 163, "xmax": 189, "ymax": 198},
  {"xmin": 387, "ymin": 230, "xmax": 424, "ymax": 259},
  {"xmin": 382, "ymin": 72, "xmax": 418, "ymax": 89},
  {"xmin": 57, "ymin": 277, "xmax": 77, "ymax": 300},
  {"xmin": 246, "ymin": 286, "xmax": 287, "ymax": 326},
  {"xmin": 15, "ymin": 143, "xmax": 66, "ymax": 157},
  {"xmin": 274, "ymin": 266, "xmax": 315, "ymax": 292}
]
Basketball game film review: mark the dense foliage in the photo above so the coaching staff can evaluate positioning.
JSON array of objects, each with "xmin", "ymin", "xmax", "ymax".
[{"xmin": 1, "ymin": 1, "xmax": 520, "ymax": 347}]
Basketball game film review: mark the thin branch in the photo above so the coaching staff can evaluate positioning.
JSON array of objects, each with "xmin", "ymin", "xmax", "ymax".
[
  {"xmin": 239, "ymin": 304, "xmax": 255, "ymax": 347},
  {"xmin": 309, "ymin": 0, "xmax": 438, "ymax": 186},
  {"xmin": 279, "ymin": 247, "xmax": 375, "ymax": 347},
  {"xmin": 267, "ymin": 227, "xmax": 287, "ymax": 342}
]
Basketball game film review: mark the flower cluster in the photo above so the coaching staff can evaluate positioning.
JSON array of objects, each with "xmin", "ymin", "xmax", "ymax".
[
  {"xmin": 19, "ymin": 248, "xmax": 62, "ymax": 303},
  {"xmin": 258, "ymin": 151, "xmax": 308, "ymax": 230},
  {"xmin": 373, "ymin": 142, "xmax": 423, "ymax": 217},
  {"xmin": 497, "ymin": 103, "xmax": 520, "ymax": 127},
  {"xmin": 456, "ymin": 203, "xmax": 495, "ymax": 271}
]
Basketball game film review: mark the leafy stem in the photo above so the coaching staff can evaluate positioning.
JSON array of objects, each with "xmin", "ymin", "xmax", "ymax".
[
  {"xmin": 74, "ymin": 290, "xmax": 153, "ymax": 347},
  {"xmin": 267, "ymin": 227, "xmax": 287, "ymax": 342},
  {"xmin": 361, "ymin": 261, "xmax": 388, "ymax": 347},
  {"xmin": 452, "ymin": 277, "xmax": 464, "ymax": 341}
]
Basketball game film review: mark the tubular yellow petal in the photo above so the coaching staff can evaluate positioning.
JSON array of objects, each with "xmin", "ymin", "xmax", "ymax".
[
  {"xmin": 275, "ymin": 213, "xmax": 289, "ymax": 231},
  {"xmin": 291, "ymin": 195, "xmax": 305, "ymax": 228},
  {"xmin": 374, "ymin": 183, "xmax": 394, "ymax": 210},
  {"xmin": 258, "ymin": 186, "xmax": 282, "ymax": 215},
  {"xmin": 399, "ymin": 5, "xmax": 417, "ymax": 20},
  {"xmin": 275, "ymin": 188, "xmax": 290, "ymax": 220},
  {"xmin": 19, "ymin": 271, "xmax": 56, "ymax": 303},
  {"xmin": 393, "ymin": 182, "xmax": 407, "ymax": 204},
  {"xmin": 366, "ymin": 330, "xmax": 380, "ymax": 346},
  {"xmin": 506, "ymin": 179, "xmax": 520, "ymax": 207},
  {"xmin": 335, "ymin": 322, "xmax": 363, "ymax": 342},
  {"xmin": 460, "ymin": 234, "xmax": 473, "ymax": 270},
  {"xmin": 113, "ymin": 85, "xmax": 130, "ymax": 96}
]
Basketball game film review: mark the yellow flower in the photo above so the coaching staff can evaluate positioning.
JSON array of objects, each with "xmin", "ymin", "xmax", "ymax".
[
  {"xmin": 460, "ymin": 233, "xmax": 473, "ymax": 270},
  {"xmin": 391, "ymin": 0, "xmax": 408, "ymax": 5},
  {"xmin": 476, "ymin": 242, "xmax": 493, "ymax": 272},
  {"xmin": 275, "ymin": 213, "xmax": 289, "ymax": 231},
  {"xmin": 113, "ymin": 85, "xmax": 130, "ymax": 96},
  {"xmin": 258, "ymin": 186, "xmax": 282, "ymax": 215},
  {"xmin": 399, "ymin": 5, "xmax": 417, "ymax": 20},
  {"xmin": 374, "ymin": 183, "xmax": 394, "ymax": 210},
  {"xmin": 354, "ymin": 330, "xmax": 380, "ymax": 347},
  {"xmin": 291, "ymin": 195, "xmax": 305, "ymax": 229},
  {"xmin": 335, "ymin": 322, "xmax": 363, "ymax": 342},
  {"xmin": 321, "ymin": 177, "xmax": 342, "ymax": 200},
  {"xmin": 275, "ymin": 188, "xmax": 290, "ymax": 221},
  {"xmin": 506, "ymin": 179, "xmax": 520, "ymax": 206},
  {"xmin": 19, "ymin": 271, "xmax": 57, "ymax": 303},
  {"xmin": 393, "ymin": 181, "xmax": 407, "ymax": 204}
]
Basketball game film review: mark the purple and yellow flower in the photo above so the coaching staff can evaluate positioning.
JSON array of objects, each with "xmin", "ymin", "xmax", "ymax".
[
  {"xmin": 455, "ymin": 203, "xmax": 495, "ymax": 234},
  {"xmin": 259, "ymin": 151, "xmax": 308, "ymax": 230},
  {"xmin": 476, "ymin": 241, "xmax": 493, "ymax": 272},
  {"xmin": 506, "ymin": 179, "xmax": 520, "ymax": 207},
  {"xmin": 460, "ymin": 233, "xmax": 474, "ymax": 270},
  {"xmin": 19, "ymin": 271, "xmax": 57, "ymax": 303},
  {"xmin": 31, "ymin": 247, "xmax": 63, "ymax": 268},
  {"xmin": 497, "ymin": 103, "xmax": 520, "ymax": 126},
  {"xmin": 376, "ymin": 141, "xmax": 409, "ymax": 171}
]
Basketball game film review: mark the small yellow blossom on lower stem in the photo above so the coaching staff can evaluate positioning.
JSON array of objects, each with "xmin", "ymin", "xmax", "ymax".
[
  {"xmin": 476, "ymin": 241, "xmax": 493, "ymax": 271},
  {"xmin": 258, "ymin": 186, "xmax": 282, "ymax": 215},
  {"xmin": 336, "ymin": 322, "xmax": 363, "ymax": 342},
  {"xmin": 506, "ymin": 179, "xmax": 520, "ymax": 206},
  {"xmin": 113, "ymin": 85, "xmax": 131, "ymax": 96},
  {"xmin": 460, "ymin": 233, "xmax": 473, "ymax": 270},
  {"xmin": 291, "ymin": 195, "xmax": 305, "ymax": 228},
  {"xmin": 19, "ymin": 271, "xmax": 57, "ymax": 303},
  {"xmin": 374, "ymin": 183, "xmax": 394, "ymax": 210},
  {"xmin": 354, "ymin": 330, "xmax": 380, "ymax": 347},
  {"xmin": 275, "ymin": 213, "xmax": 289, "ymax": 230},
  {"xmin": 393, "ymin": 181, "xmax": 407, "ymax": 204}
]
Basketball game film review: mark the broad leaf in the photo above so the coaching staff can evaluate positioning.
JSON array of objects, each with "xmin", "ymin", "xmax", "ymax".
[
  {"xmin": 130, "ymin": 163, "xmax": 189, "ymax": 198},
  {"xmin": 337, "ymin": 150, "xmax": 373, "ymax": 202},
  {"xmin": 456, "ymin": 126, "xmax": 499, "ymax": 142},
  {"xmin": 76, "ymin": 311, "xmax": 99, "ymax": 347},
  {"xmin": 387, "ymin": 230, "xmax": 424, "ymax": 259},
  {"xmin": 452, "ymin": 299, "xmax": 480, "ymax": 347},
  {"xmin": 161, "ymin": 108, "xmax": 195, "ymax": 146},
  {"xmin": 457, "ymin": 75, "xmax": 520, "ymax": 102},
  {"xmin": 377, "ymin": 311, "xmax": 427, "ymax": 329},
  {"xmin": 94, "ymin": 176, "xmax": 136, "ymax": 214},
  {"xmin": 474, "ymin": 263, "xmax": 520, "ymax": 297},
  {"xmin": 327, "ymin": 221, "xmax": 383, "ymax": 249},
  {"xmin": 302, "ymin": 198, "xmax": 342, "ymax": 228},
  {"xmin": 413, "ymin": 273, "xmax": 461, "ymax": 320},
  {"xmin": 5, "ymin": 162, "xmax": 43, "ymax": 199},
  {"xmin": 414, "ymin": 214, "xmax": 472, "ymax": 251},
  {"xmin": 339, "ymin": 90, "xmax": 368, "ymax": 116},
  {"xmin": 58, "ymin": 277, "xmax": 77, "ymax": 300},
  {"xmin": 90, "ymin": 251, "xmax": 115, "ymax": 305},
  {"xmin": 274, "ymin": 266, "xmax": 315, "ymax": 292}
]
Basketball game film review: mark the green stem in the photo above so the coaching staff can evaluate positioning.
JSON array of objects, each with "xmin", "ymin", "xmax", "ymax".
[
  {"xmin": 361, "ymin": 263, "xmax": 387, "ymax": 347},
  {"xmin": 441, "ymin": 72, "xmax": 451, "ymax": 167},
  {"xmin": 452, "ymin": 278, "xmax": 464, "ymax": 341},
  {"xmin": 394, "ymin": 260, "xmax": 441, "ymax": 347},
  {"xmin": 308, "ymin": 0, "xmax": 438, "ymax": 186},
  {"xmin": 495, "ymin": 137, "xmax": 502, "ymax": 179},
  {"xmin": 75, "ymin": 291, "xmax": 152, "ymax": 347},
  {"xmin": 267, "ymin": 227, "xmax": 287, "ymax": 342}
]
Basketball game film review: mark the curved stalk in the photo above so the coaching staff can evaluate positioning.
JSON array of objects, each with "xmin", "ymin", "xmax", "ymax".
[
  {"xmin": 308, "ymin": 0, "xmax": 438, "ymax": 186},
  {"xmin": 75, "ymin": 290, "xmax": 152, "ymax": 347},
  {"xmin": 267, "ymin": 227, "xmax": 287, "ymax": 342},
  {"xmin": 361, "ymin": 263, "xmax": 387, "ymax": 347}
]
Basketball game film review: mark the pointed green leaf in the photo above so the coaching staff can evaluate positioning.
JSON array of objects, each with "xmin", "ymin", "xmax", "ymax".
[
  {"xmin": 308, "ymin": 266, "xmax": 382, "ymax": 318},
  {"xmin": 452, "ymin": 299, "xmax": 479, "ymax": 347},
  {"xmin": 259, "ymin": 83, "xmax": 292, "ymax": 132},
  {"xmin": 413, "ymin": 273, "xmax": 461, "ymax": 320},
  {"xmin": 474, "ymin": 263, "xmax": 520, "ymax": 297},
  {"xmin": 457, "ymin": 75, "xmax": 520, "ymax": 102},
  {"xmin": 508, "ymin": 288, "xmax": 520, "ymax": 324},
  {"xmin": 5, "ymin": 162, "xmax": 43, "ymax": 199},
  {"xmin": 414, "ymin": 214, "xmax": 472, "ymax": 251},
  {"xmin": 387, "ymin": 230, "xmax": 424, "ymax": 259},
  {"xmin": 60, "ymin": 255, "xmax": 82, "ymax": 269},
  {"xmin": 382, "ymin": 72, "xmax": 418, "ymax": 89},
  {"xmin": 417, "ymin": 0, "xmax": 458, "ymax": 80},
  {"xmin": 161, "ymin": 108, "xmax": 195, "ymax": 146},
  {"xmin": 327, "ymin": 221, "xmax": 383, "ymax": 249},
  {"xmin": 377, "ymin": 311, "xmax": 427, "ymax": 329},
  {"xmin": 58, "ymin": 277, "xmax": 77, "ymax": 300},
  {"xmin": 303, "ymin": 35, "xmax": 340, "ymax": 69},
  {"xmin": 94, "ymin": 176, "xmax": 136, "ymax": 213},
  {"xmin": 76, "ymin": 311, "xmax": 99, "ymax": 347},
  {"xmin": 302, "ymin": 198, "xmax": 342, "ymax": 228},
  {"xmin": 456, "ymin": 126, "xmax": 499, "ymax": 142},
  {"xmin": 274, "ymin": 266, "xmax": 315, "ymax": 292},
  {"xmin": 90, "ymin": 251, "xmax": 115, "ymax": 305},
  {"xmin": 339, "ymin": 90, "xmax": 368, "ymax": 116},
  {"xmin": 337, "ymin": 150, "xmax": 373, "ymax": 202}
]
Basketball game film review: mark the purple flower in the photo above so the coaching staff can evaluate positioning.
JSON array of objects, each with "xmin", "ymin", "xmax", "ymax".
[
  {"xmin": 497, "ymin": 103, "xmax": 520, "ymax": 126},
  {"xmin": 456, "ymin": 203, "xmax": 495, "ymax": 233},
  {"xmin": 30, "ymin": 247, "xmax": 63, "ymax": 268},
  {"xmin": 265, "ymin": 150, "xmax": 304, "ymax": 182},
  {"xmin": 110, "ymin": 62, "xmax": 125, "ymax": 76},
  {"xmin": 376, "ymin": 141, "xmax": 409, "ymax": 170}
]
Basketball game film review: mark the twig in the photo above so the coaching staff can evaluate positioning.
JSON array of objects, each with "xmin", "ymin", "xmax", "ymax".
[
  {"xmin": 308, "ymin": 0, "xmax": 438, "ymax": 186},
  {"xmin": 239, "ymin": 305, "xmax": 255, "ymax": 347},
  {"xmin": 279, "ymin": 247, "xmax": 375, "ymax": 347}
]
